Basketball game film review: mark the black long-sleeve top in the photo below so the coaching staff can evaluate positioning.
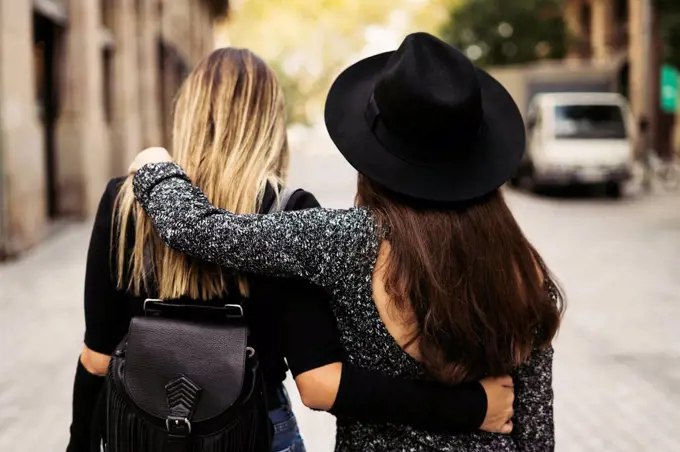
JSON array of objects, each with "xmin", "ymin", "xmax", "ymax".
[{"xmin": 66, "ymin": 177, "xmax": 487, "ymax": 451}]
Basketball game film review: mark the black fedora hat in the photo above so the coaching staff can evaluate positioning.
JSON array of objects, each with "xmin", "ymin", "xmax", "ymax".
[{"xmin": 324, "ymin": 32, "xmax": 525, "ymax": 203}]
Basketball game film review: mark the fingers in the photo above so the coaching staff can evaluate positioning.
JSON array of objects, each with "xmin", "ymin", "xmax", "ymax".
[
  {"xmin": 497, "ymin": 393, "xmax": 514, "ymax": 434},
  {"xmin": 498, "ymin": 409, "xmax": 514, "ymax": 434},
  {"xmin": 478, "ymin": 374, "xmax": 516, "ymax": 435},
  {"xmin": 500, "ymin": 420, "xmax": 513, "ymax": 434},
  {"xmin": 128, "ymin": 158, "xmax": 144, "ymax": 174},
  {"xmin": 483, "ymin": 374, "xmax": 514, "ymax": 387},
  {"xmin": 128, "ymin": 147, "xmax": 169, "ymax": 174},
  {"xmin": 480, "ymin": 406, "xmax": 515, "ymax": 434},
  {"xmin": 497, "ymin": 375, "xmax": 514, "ymax": 388},
  {"xmin": 488, "ymin": 417, "xmax": 514, "ymax": 434}
]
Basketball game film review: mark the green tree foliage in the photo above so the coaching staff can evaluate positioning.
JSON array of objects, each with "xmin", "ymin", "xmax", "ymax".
[
  {"xmin": 224, "ymin": 0, "xmax": 460, "ymax": 125},
  {"xmin": 225, "ymin": 0, "xmax": 397, "ymax": 125},
  {"xmin": 439, "ymin": 0, "xmax": 566, "ymax": 68}
]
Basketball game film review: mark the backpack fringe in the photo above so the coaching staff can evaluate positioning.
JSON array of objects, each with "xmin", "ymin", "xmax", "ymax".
[{"xmin": 104, "ymin": 378, "xmax": 265, "ymax": 452}]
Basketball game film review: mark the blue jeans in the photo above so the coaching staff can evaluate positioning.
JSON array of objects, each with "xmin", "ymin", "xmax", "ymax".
[{"xmin": 268, "ymin": 386, "xmax": 306, "ymax": 452}]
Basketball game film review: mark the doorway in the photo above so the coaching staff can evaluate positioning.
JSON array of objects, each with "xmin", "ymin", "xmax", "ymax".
[
  {"xmin": 33, "ymin": 12, "xmax": 61, "ymax": 218},
  {"xmin": 618, "ymin": 61, "xmax": 630, "ymax": 100}
]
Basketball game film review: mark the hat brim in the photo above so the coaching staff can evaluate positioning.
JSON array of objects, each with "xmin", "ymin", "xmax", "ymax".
[{"xmin": 324, "ymin": 51, "xmax": 526, "ymax": 203}]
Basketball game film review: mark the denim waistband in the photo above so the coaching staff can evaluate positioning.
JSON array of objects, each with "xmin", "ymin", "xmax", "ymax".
[{"xmin": 266, "ymin": 384, "xmax": 290, "ymax": 411}]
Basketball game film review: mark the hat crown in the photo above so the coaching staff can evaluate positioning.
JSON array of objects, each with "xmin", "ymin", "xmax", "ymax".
[
  {"xmin": 372, "ymin": 33, "xmax": 483, "ymax": 151},
  {"xmin": 323, "ymin": 31, "xmax": 526, "ymax": 203}
]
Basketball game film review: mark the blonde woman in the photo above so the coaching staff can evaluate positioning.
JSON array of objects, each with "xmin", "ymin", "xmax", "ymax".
[{"xmin": 66, "ymin": 47, "xmax": 515, "ymax": 452}]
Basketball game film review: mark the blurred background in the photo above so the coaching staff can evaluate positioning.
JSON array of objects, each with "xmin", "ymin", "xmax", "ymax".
[{"xmin": 0, "ymin": 0, "xmax": 679, "ymax": 451}]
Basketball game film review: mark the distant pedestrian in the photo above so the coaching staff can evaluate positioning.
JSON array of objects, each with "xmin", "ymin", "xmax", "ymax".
[
  {"xmin": 130, "ymin": 33, "xmax": 565, "ymax": 451},
  {"xmin": 638, "ymin": 117, "xmax": 654, "ymax": 191}
]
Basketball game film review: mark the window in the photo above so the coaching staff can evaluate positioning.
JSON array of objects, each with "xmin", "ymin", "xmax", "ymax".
[
  {"xmin": 102, "ymin": 48, "xmax": 114, "ymax": 123},
  {"xmin": 554, "ymin": 104, "xmax": 626, "ymax": 140},
  {"xmin": 100, "ymin": 0, "xmax": 112, "ymax": 28},
  {"xmin": 100, "ymin": 0, "xmax": 114, "ymax": 124}
]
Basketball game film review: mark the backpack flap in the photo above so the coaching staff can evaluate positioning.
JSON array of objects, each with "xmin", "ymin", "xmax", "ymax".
[{"xmin": 123, "ymin": 316, "xmax": 248, "ymax": 424}]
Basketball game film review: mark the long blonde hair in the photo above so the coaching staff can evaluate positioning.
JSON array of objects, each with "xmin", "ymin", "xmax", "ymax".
[{"xmin": 113, "ymin": 48, "xmax": 289, "ymax": 299}]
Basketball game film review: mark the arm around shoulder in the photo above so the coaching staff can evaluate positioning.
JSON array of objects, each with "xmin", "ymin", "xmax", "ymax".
[
  {"xmin": 294, "ymin": 361, "xmax": 488, "ymax": 434},
  {"xmin": 132, "ymin": 162, "xmax": 378, "ymax": 289}
]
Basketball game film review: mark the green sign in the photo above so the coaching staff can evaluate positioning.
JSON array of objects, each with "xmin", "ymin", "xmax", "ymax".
[{"xmin": 660, "ymin": 65, "xmax": 678, "ymax": 113}]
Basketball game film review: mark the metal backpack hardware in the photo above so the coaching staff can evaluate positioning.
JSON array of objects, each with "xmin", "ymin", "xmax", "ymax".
[{"xmin": 102, "ymin": 189, "xmax": 297, "ymax": 451}]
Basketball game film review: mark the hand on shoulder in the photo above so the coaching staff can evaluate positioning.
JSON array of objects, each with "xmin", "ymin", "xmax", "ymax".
[{"xmin": 128, "ymin": 147, "xmax": 173, "ymax": 174}]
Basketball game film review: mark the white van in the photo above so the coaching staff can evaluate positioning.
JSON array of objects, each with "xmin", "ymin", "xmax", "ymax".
[{"xmin": 514, "ymin": 92, "xmax": 635, "ymax": 197}]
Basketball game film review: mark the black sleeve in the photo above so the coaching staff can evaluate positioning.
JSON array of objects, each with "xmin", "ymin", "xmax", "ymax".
[
  {"xmin": 331, "ymin": 365, "xmax": 487, "ymax": 433},
  {"xmin": 66, "ymin": 360, "xmax": 105, "ymax": 452},
  {"xmin": 68, "ymin": 180, "xmax": 129, "ymax": 450},
  {"xmin": 281, "ymin": 279, "xmax": 346, "ymax": 376},
  {"xmin": 83, "ymin": 179, "xmax": 130, "ymax": 354},
  {"xmin": 282, "ymin": 191, "xmax": 487, "ymax": 434}
]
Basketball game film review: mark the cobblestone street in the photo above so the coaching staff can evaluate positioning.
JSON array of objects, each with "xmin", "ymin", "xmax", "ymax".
[{"xmin": 1, "ymin": 151, "xmax": 679, "ymax": 451}]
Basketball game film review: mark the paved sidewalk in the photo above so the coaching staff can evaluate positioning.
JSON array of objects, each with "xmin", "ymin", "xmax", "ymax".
[{"xmin": 1, "ymin": 153, "xmax": 679, "ymax": 451}]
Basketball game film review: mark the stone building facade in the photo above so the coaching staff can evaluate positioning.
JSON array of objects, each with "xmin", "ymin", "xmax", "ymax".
[
  {"xmin": 563, "ymin": 0, "xmax": 649, "ymax": 119},
  {"xmin": 491, "ymin": 0, "xmax": 674, "ymax": 160},
  {"xmin": 562, "ymin": 0, "xmax": 675, "ymax": 156},
  {"xmin": 0, "ymin": 0, "xmax": 229, "ymax": 258}
]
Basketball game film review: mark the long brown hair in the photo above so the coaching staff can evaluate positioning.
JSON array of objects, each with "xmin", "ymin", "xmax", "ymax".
[
  {"xmin": 357, "ymin": 175, "xmax": 564, "ymax": 383},
  {"xmin": 114, "ymin": 48, "xmax": 289, "ymax": 300}
]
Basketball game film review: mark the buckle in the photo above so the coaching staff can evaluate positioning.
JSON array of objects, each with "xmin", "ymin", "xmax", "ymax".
[
  {"xmin": 143, "ymin": 298, "xmax": 163, "ymax": 313},
  {"xmin": 166, "ymin": 416, "xmax": 191, "ymax": 435},
  {"xmin": 224, "ymin": 304, "xmax": 244, "ymax": 318}
]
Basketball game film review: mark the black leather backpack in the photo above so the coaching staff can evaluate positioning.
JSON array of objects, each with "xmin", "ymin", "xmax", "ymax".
[{"xmin": 102, "ymin": 189, "xmax": 298, "ymax": 452}]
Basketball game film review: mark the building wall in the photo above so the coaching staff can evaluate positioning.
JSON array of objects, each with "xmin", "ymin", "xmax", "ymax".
[
  {"xmin": 562, "ymin": 0, "xmax": 665, "ymax": 154},
  {"xmin": 0, "ymin": 0, "xmax": 45, "ymax": 258},
  {"xmin": 564, "ymin": 0, "xmax": 625, "ymax": 61},
  {"xmin": 0, "ymin": 0, "xmax": 224, "ymax": 258}
]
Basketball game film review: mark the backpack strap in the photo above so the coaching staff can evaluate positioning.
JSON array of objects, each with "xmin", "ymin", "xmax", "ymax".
[{"xmin": 267, "ymin": 188, "xmax": 300, "ymax": 214}]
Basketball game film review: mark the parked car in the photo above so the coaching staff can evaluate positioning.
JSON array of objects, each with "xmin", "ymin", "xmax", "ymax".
[{"xmin": 512, "ymin": 92, "xmax": 635, "ymax": 197}]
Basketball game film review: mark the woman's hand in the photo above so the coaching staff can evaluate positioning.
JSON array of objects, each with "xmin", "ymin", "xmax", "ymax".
[
  {"xmin": 479, "ymin": 375, "xmax": 515, "ymax": 434},
  {"xmin": 128, "ymin": 147, "xmax": 173, "ymax": 174}
]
